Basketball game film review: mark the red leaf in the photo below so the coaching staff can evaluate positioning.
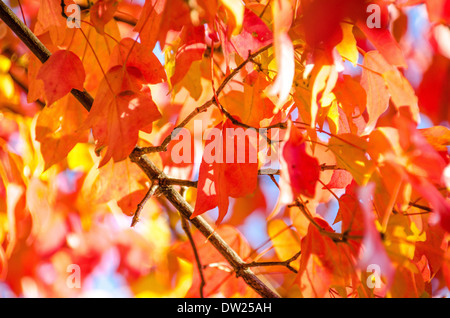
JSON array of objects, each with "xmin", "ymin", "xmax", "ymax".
[
  {"xmin": 117, "ymin": 189, "xmax": 148, "ymax": 216},
  {"xmin": 325, "ymin": 170, "xmax": 353, "ymax": 189},
  {"xmin": 169, "ymin": 26, "xmax": 207, "ymax": 86},
  {"xmin": 416, "ymin": 54, "xmax": 450, "ymax": 124},
  {"xmin": 408, "ymin": 174, "xmax": 450, "ymax": 232},
  {"xmin": 278, "ymin": 121, "xmax": 320, "ymax": 205},
  {"xmin": 37, "ymin": 50, "xmax": 86, "ymax": 105},
  {"xmin": 230, "ymin": 8, "xmax": 273, "ymax": 59},
  {"xmin": 357, "ymin": 21, "xmax": 407, "ymax": 68},
  {"xmin": 192, "ymin": 120, "xmax": 258, "ymax": 224}
]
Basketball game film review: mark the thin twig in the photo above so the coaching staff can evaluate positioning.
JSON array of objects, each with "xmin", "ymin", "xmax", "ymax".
[
  {"xmin": 288, "ymin": 198, "xmax": 362, "ymax": 243},
  {"xmin": 180, "ymin": 215, "xmax": 206, "ymax": 298},
  {"xmin": 241, "ymin": 250, "xmax": 301, "ymax": 274},
  {"xmin": 130, "ymin": 184, "xmax": 159, "ymax": 227}
]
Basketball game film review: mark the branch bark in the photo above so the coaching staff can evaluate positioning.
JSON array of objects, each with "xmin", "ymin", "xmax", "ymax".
[{"xmin": 0, "ymin": 1, "xmax": 280, "ymax": 298}]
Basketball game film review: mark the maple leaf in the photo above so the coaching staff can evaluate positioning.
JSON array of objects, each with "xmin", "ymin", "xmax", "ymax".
[
  {"xmin": 219, "ymin": 72, "xmax": 276, "ymax": 127},
  {"xmin": 192, "ymin": 120, "xmax": 258, "ymax": 224},
  {"xmin": 325, "ymin": 170, "xmax": 353, "ymax": 189},
  {"xmin": 37, "ymin": 50, "xmax": 86, "ymax": 106},
  {"xmin": 82, "ymin": 66, "xmax": 162, "ymax": 166}
]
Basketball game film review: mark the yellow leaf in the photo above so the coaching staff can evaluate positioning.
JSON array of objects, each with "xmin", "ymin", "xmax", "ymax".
[
  {"xmin": 67, "ymin": 143, "xmax": 94, "ymax": 172},
  {"xmin": 220, "ymin": 0, "xmax": 244, "ymax": 35},
  {"xmin": 382, "ymin": 69, "xmax": 419, "ymax": 122},
  {"xmin": 133, "ymin": 258, "xmax": 193, "ymax": 298},
  {"xmin": 268, "ymin": 219, "xmax": 301, "ymax": 271},
  {"xmin": 336, "ymin": 23, "xmax": 358, "ymax": 66},
  {"xmin": 328, "ymin": 134, "xmax": 375, "ymax": 185}
]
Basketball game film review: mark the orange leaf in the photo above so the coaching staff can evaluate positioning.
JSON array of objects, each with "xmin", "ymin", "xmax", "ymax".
[
  {"xmin": 35, "ymin": 95, "xmax": 89, "ymax": 170},
  {"xmin": 360, "ymin": 50, "xmax": 391, "ymax": 132},
  {"xmin": 90, "ymin": 0, "xmax": 118, "ymax": 34},
  {"xmin": 37, "ymin": 50, "xmax": 86, "ymax": 106},
  {"xmin": 420, "ymin": 126, "xmax": 450, "ymax": 151},
  {"xmin": 83, "ymin": 66, "xmax": 161, "ymax": 166},
  {"xmin": 109, "ymin": 37, "xmax": 167, "ymax": 84}
]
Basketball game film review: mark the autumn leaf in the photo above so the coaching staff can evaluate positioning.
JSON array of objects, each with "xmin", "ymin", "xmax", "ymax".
[
  {"xmin": 90, "ymin": 0, "xmax": 118, "ymax": 35},
  {"xmin": 277, "ymin": 121, "xmax": 320, "ymax": 207},
  {"xmin": 357, "ymin": 21, "xmax": 407, "ymax": 68},
  {"xmin": 336, "ymin": 23, "xmax": 359, "ymax": 66},
  {"xmin": 82, "ymin": 66, "xmax": 161, "ymax": 166},
  {"xmin": 325, "ymin": 170, "xmax": 353, "ymax": 189},
  {"xmin": 416, "ymin": 54, "xmax": 450, "ymax": 124},
  {"xmin": 230, "ymin": 8, "xmax": 273, "ymax": 59},
  {"xmin": 35, "ymin": 95, "xmax": 89, "ymax": 170},
  {"xmin": 360, "ymin": 50, "xmax": 391, "ymax": 132},
  {"xmin": 37, "ymin": 50, "xmax": 86, "ymax": 106},
  {"xmin": 108, "ymin": 37, "xmax": 167, "ymax": 84},
  {"xmin": 192, "ymin": 120, "xmax": 258, "ymax": 224},
  {"xmin": 328, "ymin": 134, "xmax": 375, "ymax": 185}
]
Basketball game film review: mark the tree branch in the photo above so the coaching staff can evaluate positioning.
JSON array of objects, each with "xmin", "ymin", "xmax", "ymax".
[{"xmin": 0, "ymin": 1, "xmax": 280, "ymax": 298}]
